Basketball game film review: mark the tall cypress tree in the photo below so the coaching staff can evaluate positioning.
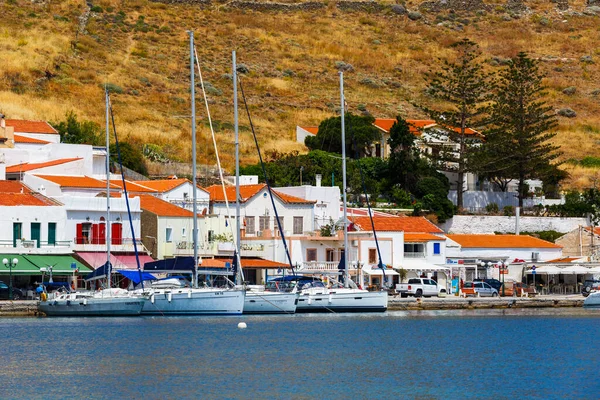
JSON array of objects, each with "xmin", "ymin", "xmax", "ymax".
[
  {"xmin": 419, "ymin": 38, "xmax": 490, "ymax": 210},
  {"xmin": 484, "ymin": 52, "xmax": 562, "ymax": 207}
]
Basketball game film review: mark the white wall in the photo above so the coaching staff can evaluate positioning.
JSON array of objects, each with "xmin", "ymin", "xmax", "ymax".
[
  {"xmin": 16, "ymin": 132, "xmax": 60, "ymax": 143},
  {"xmin": 0, "ymin": 204, "xmax": 69, "ymax": 252},
  {"xmin": 275, "ymin": 185, "xmax": 340, "ymax": 230},
  {"xmin": 296, "ymin": 126, "xmax": 315, "ymax": 144},
  {"xmin": 441, "ymin": 215, "xmax": 588, "ymax": 234},
  {"xmin": 159, "ymin": 182, "xmax": 210, "ymax": 213}
]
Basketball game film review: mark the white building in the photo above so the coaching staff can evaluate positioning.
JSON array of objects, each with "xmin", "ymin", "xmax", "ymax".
[{"xmin": 131, "ymin": 178, "xmax": 210, "ymax": 214}]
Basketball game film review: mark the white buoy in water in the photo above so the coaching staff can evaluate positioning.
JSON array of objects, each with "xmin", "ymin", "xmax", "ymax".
[{"xmin": 238, "ymin": 322, "xmax": 247, "ymax": 329}]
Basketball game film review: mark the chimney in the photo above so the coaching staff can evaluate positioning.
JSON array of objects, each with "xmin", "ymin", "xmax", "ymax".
[{"xmin": 315, "ymin": 174, "xmax": 322, "ymax": 187}]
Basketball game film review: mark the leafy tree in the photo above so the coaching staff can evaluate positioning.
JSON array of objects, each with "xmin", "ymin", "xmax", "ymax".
[
  {"xmin": 412, "ymin": 176, "xmax": 455, "ymax": 222},
  {"xmin": 386, "ymin": 116, "xmax": 420, "ymax": 191},
  {"xmin": 305, "ymin": 113, "xmax": 380, "ymax": 158},
  {"xmin": 418, "ymin": 38, "xmax": 490, "ymax": 210},
  {"xmin": 110, "ymin": 141, "xmax": 148, "ymax": 176},
  {"xmin": 483, "ymin": 52, "xmax": 562, "ymax": 207},
  {"xmin": 52, "ymin": 111, "xmax": 103, "ymax": 145}
]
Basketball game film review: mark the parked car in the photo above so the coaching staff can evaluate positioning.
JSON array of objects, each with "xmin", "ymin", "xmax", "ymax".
[
  {"xmin": 463, "ymin": 281, "xmax": 499, "ymax": 297},
  {"xmin": 0, "ymin": 281, "xmax": 24, "ymax": 300},
  {"xmin": 474, "ymin": 278, "xmax": 503, "ymax": 293},
  {"xmin": 396, "ymin": 278, "xmax": 447, "ymax": 298},
  {"xmin": 582, "ymin": 280, "xmax": 600, "ymax": 297}
]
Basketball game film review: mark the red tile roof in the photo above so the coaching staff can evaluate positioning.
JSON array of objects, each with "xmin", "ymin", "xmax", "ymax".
[
  {"xmin": 131, "ymin": 178, "xmax": 189, "ymax": 193},
  {"xmin": 138, "ymin": 194, "xmax": 194, "ymax": 217},
  {"xmin": 404, "ymin": 233, "xmax": 446, "ymax": 242},
  {"xmin": 0, "ymin": 181, "xmax": 57, "ymax": 206},
  {"xmin": 349, "ymin": 216, "xmax": 443, "ymax": 233},
  {"xmin": 300, "ymin": 126, "xmax": 319, "ymax": 135},
  {"xmin": 205, "ymin": 184, "xmax": 314, "ymax": 204},
  {"xmin": 5, "ymin": 119, "xmax": 58, "ymax": 134},
  {"xmin": 446, "ymin": 234, "xmax": 562, "ymax": 249},
  {"xmin": 6, "ymin": 158, "xmax": 82, "ymax": 173},
  {"xmin": 546, "ymin": 257, "xmax": 585, "ymax": 263},
  {"xmin": 13, "ymin": 134, "xmax": 50, "ymax": 144},
  {"xmin": 373, "ymin": 118, "xmax": 480, "ymax": 136},
  {"xmin": 107, "ymin": 180, "xmax": 158, "ymax": 193},
  {"xmin": 35, "ymin": 175, "xmax": 119, "ymax": 189},
  {"xmin": 201, "ymin": 257, "xmax": 288, "ymax": 269}
]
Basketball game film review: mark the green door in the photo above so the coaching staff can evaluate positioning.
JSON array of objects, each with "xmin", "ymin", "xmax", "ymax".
[
  {"xmin": 48, "ymin": 222, "xmax": 56, "ymax": 246},
  {"xmin": 12, "ymin": 223, "xmax": 22, "ymax": 247},
  {"xmin": 31, "ymin": 222, "xmax": 41, "ymax": 248}
]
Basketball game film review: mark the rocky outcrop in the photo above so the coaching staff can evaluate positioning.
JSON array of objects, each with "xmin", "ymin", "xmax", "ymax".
[
  {"xmin": 505, "ymin": 0, "xmax": 527, "ymax": 13},
  {"xmin": 336, "ymin": 1, "xmax": 386, "ymax": 12},
  {"xmin": 228, "ymin": 0, "xmax": 325, "ymax": 11},
  {"xmin": 420, "ymin": 0, "xmax": 490, "ymax": 12}
]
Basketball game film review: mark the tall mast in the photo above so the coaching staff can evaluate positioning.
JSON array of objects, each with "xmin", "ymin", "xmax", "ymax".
[
  {"xmin": 105, "ymin": 87, "xmax": 111, "ymax": 289},
  {"xmin": 340, "ymin": 72, "xmax": 349, "ymax": 288},
  {"xmin": 234, "ymin": 51, "xmax": 241, "ymax": 269},
  {"xmin": 189, "ymin": 31, "xmax": 198, "ymax": 289}
]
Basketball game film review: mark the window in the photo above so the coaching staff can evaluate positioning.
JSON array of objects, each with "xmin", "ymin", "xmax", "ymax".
[
  {"xmin": 182, "ymin": 228, "xmax": 186, "ymax": 237},
  {"xmin": 259, "ymin": 216, "xmax": 269, "ymax": 232},
  {"xmin": 48, "ymin": 222, "xmax": 56, "ymax": 245},
  {"xmin": 275, "ymin": 216, "xmax": 284, "ymax": 232},
  {"xmin": 13, "ymin": 222, "xmax": 22, "ymax": 247},
  {"xmin": 433, "ymin": 242, "xmax": 441, "ymax": 255},
  {"xmin": 306, "ymin": 248, "xmax": 317, "ymax": 262},
  {"xmin": 293, "ymin": 216, "xmax": 303, "ymax": 235},
  {"xmin": 326, "ymin": 248, "xmax": 336, "ymax": 262},
  {"xmin": 166, "ymin": 227, "xmax": 173, "ymax": 243},
  {"xmin": 404, "ymin": 243, "xmax": 424, "ymax": 257},
  {"xmin": 368, "ymin": 248, "xmax": 377, "ymax": 264},
  {"xmin": 245, "ymin": 216, "xmax": 255, "ymax": 235}
]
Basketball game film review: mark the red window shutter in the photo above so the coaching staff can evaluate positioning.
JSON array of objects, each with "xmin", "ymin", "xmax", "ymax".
[
  {"xmin": 99, "ymin": 223, "xmax": 106, "ymax": 245},
  {"xmin": 91, "ymin": 224, "xmax": 99, "ymax": 245},
  {"xmin": 76, "ymin": 223, "xmax": 83, "ymax": 244},
  {"xmin": 111, "ymin": 223, "xmax": 122, "ymax": 245}
]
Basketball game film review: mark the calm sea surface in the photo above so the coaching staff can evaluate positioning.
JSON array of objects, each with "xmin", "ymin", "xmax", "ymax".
[{"xmin": 1, "ymin": 308, "xmax": 599, "ymax": 399}]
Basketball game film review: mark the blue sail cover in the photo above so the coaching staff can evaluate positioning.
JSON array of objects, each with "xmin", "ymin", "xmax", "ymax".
[
  {"xmin": 117, "ymin": 270, "xmax": 156, "ymax": 284},
  {"xmin": 84, "ymin": 261, "xmax": 111, "ymax": 282},
  {"xmin": 143, "ymin": 256, "xmax": 196, "ymax": 273}
]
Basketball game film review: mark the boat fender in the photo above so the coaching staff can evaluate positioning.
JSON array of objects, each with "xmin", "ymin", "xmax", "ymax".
[
  {"xmin": 83, "ymin": 299, "xmax": 87, "ymax": 306},
  {"xmin": 66, "ymin": 300, "xmax": 71, "ymax": 306},
  {"xmin": 188, "ymin": 290, "xmax": 191, "ymax": 299},
  {"xmin": 168, "ymin": 292, "xmax": 172, "ymax": 302},
  {"xmin": 238, "ymin": 322, "xmax": 247, "ymax": 329},
  {"xmin": 328, "ymin": 294, "xmax": 333, "ymax": 303},
  {"xmin": 41, "ymin": 292, "xmax": 47, "ymax": 301},
  {"xmin": 308, "ymin": 296, "xmax": 312, "ymax": 305},
  {"xmin": 150, "ymin": 294, "xmax": 155, "ymax": 304}
]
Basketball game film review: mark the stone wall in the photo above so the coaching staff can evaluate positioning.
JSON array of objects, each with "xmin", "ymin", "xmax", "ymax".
[{"xmin": 440, "ymin": 215, "xmax": 588, "ymax": 234}]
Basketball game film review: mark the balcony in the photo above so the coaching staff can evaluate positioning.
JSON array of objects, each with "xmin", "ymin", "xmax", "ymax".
[
  {"xmin": 0, "ymin": 239, "xmax": 72, "ymax": 254},
  {"xmin": 73, "ymin": 237, "xmax": 148, "ymax": 253}
]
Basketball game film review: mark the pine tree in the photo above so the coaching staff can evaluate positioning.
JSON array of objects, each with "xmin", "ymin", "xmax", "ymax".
[
  {"xmin": 419, "ymin": 38, "xmax": 490, "ymax": 210},
  {"xmin": 483, "ymin": 52, "xmax": 562, "ymax": 208}
]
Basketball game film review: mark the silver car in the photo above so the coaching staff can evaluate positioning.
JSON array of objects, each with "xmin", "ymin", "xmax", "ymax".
[{"xmin": 464, "ymin": 281, "xmax": 499, "ymax": 297}]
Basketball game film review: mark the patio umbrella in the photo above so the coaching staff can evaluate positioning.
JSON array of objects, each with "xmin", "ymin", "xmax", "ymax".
[
  {"xmin": 560, "ymin": 265, "xmax": 590, "ymax": 275},
  {"xmin": 587, "ymin": 266, "xmax": 600, "ymax": 274},
  {"xmin": 525, "ymin": 265, "xmax": 562, "ymax": 274}
]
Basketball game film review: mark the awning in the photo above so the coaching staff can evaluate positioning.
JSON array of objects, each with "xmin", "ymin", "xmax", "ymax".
[
  {"xmin": 144, "ymin": 257, "xmax": 196, "ymax": 273},
  {"xmin": 0, "ymin": 254, "xmax": 90, "ymax": 276},
  {"xmin": 398, "ymin": 262, "xmax": 450, "ymax": 271},
  {"xmin": 362, "ymin": 266, "xmax": 399, "ymax": 276},
  {"xmin": 114, "ymin": 254, "xmax": 154, "ymax": 270},
  {"xmin": 76, "ymin": 252, "xmax": 154, "ymax": 270},
  {"xmin": 202, "ymin": 257, "xmax": 289, "ymax": 269}
]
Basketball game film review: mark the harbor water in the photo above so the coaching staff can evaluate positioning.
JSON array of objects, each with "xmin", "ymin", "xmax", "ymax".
[{"xmin": 1, "ymin": 308, "xmax": 599, "ymax": 399}]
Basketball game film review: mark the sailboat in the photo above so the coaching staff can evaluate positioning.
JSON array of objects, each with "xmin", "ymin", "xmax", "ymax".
[
  {"xmin": 228, "ymin": 51, "xmax": 298, "ymax": 314},
  {"xmin": 37, "ymin": 89, "xmax": 145, "ymax": 316},
  {"xmin": 131, "ymin": 32, "xmax": 245, "ymax": 315},
  {"xmin": 292, "ymin": 72, "xmax": 388, "ymax": 313}
]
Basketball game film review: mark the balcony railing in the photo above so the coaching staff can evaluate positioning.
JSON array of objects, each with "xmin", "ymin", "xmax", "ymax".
[
  {"xmin": 0, "ymin": 240, "xmax": 71, "ymax": 249},
  {"xmin": 404, "ymin": 252, "xmax": 426, "ymax": 258}
]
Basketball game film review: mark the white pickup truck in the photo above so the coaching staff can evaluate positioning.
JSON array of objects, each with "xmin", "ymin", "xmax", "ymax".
[{"xmin": 396, "ymin": 278, "xmax": 446, "ymax": 298}]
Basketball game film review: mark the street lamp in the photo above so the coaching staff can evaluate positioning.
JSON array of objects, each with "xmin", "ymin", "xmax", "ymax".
[
  {"xmin": 500, "ymin": 261, "xmax": 508, "ymax": 296},
  {"xmin": 2, "ymin": 257, "xmax": 19, "ymax": 300},
  {"xmin": 478, "ymin": 261, "xmax": 491, "ymax": 280}
]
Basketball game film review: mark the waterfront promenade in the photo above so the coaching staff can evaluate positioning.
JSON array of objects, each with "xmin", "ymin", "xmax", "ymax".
[{"xmin": 0, "ymin": 294, "xmax": 585, "ymax": 316}]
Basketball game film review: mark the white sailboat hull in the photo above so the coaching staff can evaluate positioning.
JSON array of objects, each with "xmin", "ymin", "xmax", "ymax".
[
  {"xmin": 140, "ymin": 288, "xmax": 245, "ymax": 315},
  {"xmin": 583, "ymin": 291, "xmax": 600, "ymax": 308},
  {"xmin": 244, "ymin": 291, "xmax": 298, "ymax": 314},
  {"xmin": 38, "ymin": 290, "xmax": 145, "ymax": 316},
  {"xmin": 295, "ymin": 289, "xmax": 388, "ymax": 313}
]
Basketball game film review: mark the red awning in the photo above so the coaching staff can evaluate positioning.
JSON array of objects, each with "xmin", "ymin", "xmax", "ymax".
[
  {"xmin": 201, "ymin": 257, "xmax": 289, "ymax": 269},
  {"xmin": 76, "ymin": 252, "xmax": 154, "ymax": 270}
]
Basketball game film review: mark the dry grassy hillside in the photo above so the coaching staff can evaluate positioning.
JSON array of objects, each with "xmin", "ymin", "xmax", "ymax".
[{"xmin": 1, "ymin": 0, "xmax": 600, "ymax": 189}]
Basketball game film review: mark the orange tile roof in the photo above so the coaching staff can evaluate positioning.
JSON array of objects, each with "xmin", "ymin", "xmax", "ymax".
[
  {"xmin": 446, "ymin": 234, "xmax": 562, "ymax": 249},
  {"xmin": 349, "ymin": 216, "xmax": 443, "ymax": 233},
  {"xmin": 0, "ymin": 180, "xmax": 32, "ymax": 193},
  {"xmin": 546, "ymin": 257, "xmax": 585, "ymax": 263},
  {"xmin": 107, "ymin": 180, "xmax": 158, "ymax": 193},
  {"xmin": 131, "ymin": 178, "xmax": 189, "ymax": 193},
  {"xmin": 205, "ymin": 184, "xmax": 314, "ymax": 204},
  {"xmin": 6, "ymin": 158, "xmax": 82, "ymax": 173},
  {"xmin": 139, "ymin": 194, "xmax": 194, "ymax": 217},
  {"xmin": 13, "ymin": 134, "xmax": 50, "ymax": 144},
  {"xmin": 5, "ymin": 119, "xmax": 58, "ymax": 134},
  {"xmin": 35, "ymin": 175, "xmax": 120, "ymax": 189},
  {"xmin": 373, "ymin": 118, "xmax": 480, "ymax": 136},
  {"xmin": 404, "ymin": 233, "xmax": 446, "ymax": 242},
  {"xmin": 300, "ymin": 126, "xmax": 319, "ymax": 135},
  {"xmin": 201, "ymin": 257, "xmax": 288, "ymax": 269}
]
